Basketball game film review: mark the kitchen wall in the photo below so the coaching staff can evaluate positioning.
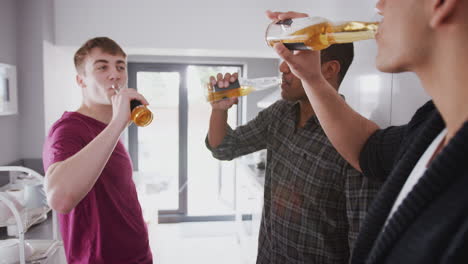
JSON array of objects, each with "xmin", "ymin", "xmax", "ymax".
[
  {"xmin": 17, "ymin": 0, "xmax": 54, "ymax": 172},
  {"xmin": 0, "ymin": 0, "xmax": 54, "ymax": 174},
  {"xmin": 0, "ymin": 0, "xmax": 20, "ymax": 166}
]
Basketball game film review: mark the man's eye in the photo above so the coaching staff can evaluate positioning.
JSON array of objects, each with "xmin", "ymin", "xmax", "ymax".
[
  {"xmin": 97, "ymin": 65, "xmax": 107, "ymax": 70},
  {"xmin": 118, "ymin": 66, "xmax": 126, "ymax": 71}
]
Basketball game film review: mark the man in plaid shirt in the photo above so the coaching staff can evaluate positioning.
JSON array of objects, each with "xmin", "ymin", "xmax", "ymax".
[{"xmin": 206, "ymin": 43, "xmax": 382, "ymax": 263}]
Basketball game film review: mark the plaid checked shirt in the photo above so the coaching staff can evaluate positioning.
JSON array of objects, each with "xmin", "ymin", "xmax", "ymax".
[{"xmin": 207, "ymin": 100, "xmax": 382, "ymax": 264}]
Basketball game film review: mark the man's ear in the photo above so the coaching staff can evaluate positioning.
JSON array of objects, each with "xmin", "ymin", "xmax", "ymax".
[
  {"xmin": 430, "ymin": 0, "xmax": 459, "ymax": 28},
  {"xmin": 76, "ymin": 74, "xmax": 86, "ymax": 88},
  {"xmin": 321, "ymin": 60, "xmax": 341, "ymax": 81}
]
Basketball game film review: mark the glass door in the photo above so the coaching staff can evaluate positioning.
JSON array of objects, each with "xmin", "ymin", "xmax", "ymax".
[
  {"xmin": 128, "ymin": 62, "xmax": 242, "ymax": 223},
  {"xmin": 186, "ymin": 65, "xmax": 241, "ymax": 216},
  {"xmin": 128, "ymin": 64, "xmax": 186, "ymax": 223}
]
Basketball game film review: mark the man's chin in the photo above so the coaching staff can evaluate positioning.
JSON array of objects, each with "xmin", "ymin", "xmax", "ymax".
[
  {"xmin": 376, "ymin": 55, "xmax": 409, "ymax": 74},
  {"xmin": 281, "ymin": 92, "xmax": 294, "ymax": 102},
  {"xmin": 280, "ymin": 91, "xmax": 288, "ymax": 100}
]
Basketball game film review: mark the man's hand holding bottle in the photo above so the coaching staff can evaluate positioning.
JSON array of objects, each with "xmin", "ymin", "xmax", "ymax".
[
  {"xmin": 110, "ymin": 85, "xmax": 150, "ymax": 130},
  {"xmin": 209, "ymin": 73, "xmax": 239, "ymax": 111},
  {"xmin": 266, "ymin": 10, "xmax": 326, "ymax": 86}
]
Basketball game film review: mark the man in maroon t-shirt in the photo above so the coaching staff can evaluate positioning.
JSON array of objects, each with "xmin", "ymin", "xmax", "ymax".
[{"xmin": 42, "ymin": 37, "xmax": 153, "ymax": 263}]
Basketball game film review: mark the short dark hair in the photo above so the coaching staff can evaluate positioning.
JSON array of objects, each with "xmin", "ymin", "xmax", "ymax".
[
  {"xmin": 74, "ymin": 37, "xmax": 127, "ymax": 74},
  {"xmin": 320, "ymin": 43, "xmax": 354, "ymax": 85}
]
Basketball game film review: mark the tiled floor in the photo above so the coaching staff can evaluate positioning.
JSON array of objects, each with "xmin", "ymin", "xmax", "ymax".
[{"xmin": 148, "ymin": 221, "xmax": 245, "ymax": 264}]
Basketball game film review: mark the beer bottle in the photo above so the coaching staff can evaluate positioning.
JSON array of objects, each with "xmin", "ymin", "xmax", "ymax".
[
  {"xmin": 266, "ymin": 17, "xmax": 379, "ymax": 51},
  {"xmin": 206, "ymin": 77, "xmax": 281, "ymax": 102}
]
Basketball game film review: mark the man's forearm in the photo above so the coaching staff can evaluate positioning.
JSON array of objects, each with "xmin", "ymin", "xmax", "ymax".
[
  {"xmin": 302, "ymin": 77, "xmax": 380, "ymax": 171},
  {"xmin": 208, "ymin": 109, "xmax": 229, "ymax": 148},
  {"xmin": 45, "ymin": 121, "xmax": 125, "ymax": 213}
]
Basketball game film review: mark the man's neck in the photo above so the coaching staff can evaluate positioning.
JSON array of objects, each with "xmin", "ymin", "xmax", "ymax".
[
  {"xmin": 417, "ymin": 34, "xmax": 468, "ymax": 144},
  {"xmin": 77, "ymin": 103, "xmax": 113, "ymax": 124},
  {"xmin": 297, "ymin": 99, "xmax": 315, "ymax": 128}
]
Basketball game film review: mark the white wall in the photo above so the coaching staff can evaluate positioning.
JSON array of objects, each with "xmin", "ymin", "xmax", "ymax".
[
  {"xmin": 391, "ymin": 73, "xmax": 431, "ymax": 125},
  {"xmin": 43, "ymin": 46, "xmax": 91, "ymax": 131},
  {"xmin": 340, "ymin": 39, "xmax": 393, "ymax": 128},
  {"xmin": 0, "ymin": 0, "xmax": 20, "ymax": 165},
  {"xmin": 54, "ymin": 0, "xmax": 280, "ymax": 58}
]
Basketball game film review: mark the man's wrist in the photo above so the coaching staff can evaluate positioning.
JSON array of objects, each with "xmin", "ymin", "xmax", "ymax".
[
  {"xmin": 107, "ymin": 119, "xmax": 128, "ymax": 135},
  {"xmin": 303, "ymin": 73, "xmax": 327, "ymax": 86},
  {"xmin": 212, "ymin": 108, "xmax": 229, "ymax": 114}
]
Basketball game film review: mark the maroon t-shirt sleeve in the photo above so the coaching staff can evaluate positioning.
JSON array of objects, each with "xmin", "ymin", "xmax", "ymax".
[{"xmin": 43, "ymin": 118, "xmax": 90, "ymax": 172}]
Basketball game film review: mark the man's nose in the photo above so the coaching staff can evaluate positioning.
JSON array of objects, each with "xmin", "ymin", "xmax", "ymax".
[{"xmin": 109, "ymin": 68, "xmax": 121, "ymax": 81}]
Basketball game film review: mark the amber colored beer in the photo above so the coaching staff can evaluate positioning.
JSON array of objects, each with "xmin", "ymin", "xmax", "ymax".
[{"xmin": 267, "ymin": 20, "xmax": 379, "ymax": 51}]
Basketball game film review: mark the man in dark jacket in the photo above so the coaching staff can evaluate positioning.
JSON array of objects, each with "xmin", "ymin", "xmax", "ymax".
[{"xmin": 267, "ymin": 0, "xmax": 468, "ymax": 263}]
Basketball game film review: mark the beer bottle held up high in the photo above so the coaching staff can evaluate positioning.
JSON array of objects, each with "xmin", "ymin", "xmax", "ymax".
[{"xmin": 265, "ymin": 17, "xmax": 379, "ymax": 51}]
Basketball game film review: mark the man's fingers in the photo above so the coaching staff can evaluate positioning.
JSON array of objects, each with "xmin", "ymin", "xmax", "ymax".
[
  {"xmin": 273, "ymin": 43, "xmax": 293, "ymax": 63},
  {"xmin": 224, "ymin": 73, "xmax": 231, "ymax": 87},
  {"xmin": 266, "ymin": 10, "xmax": 279, "ymax": 20},
  {"xmin": 231, "ymin": 72, "xmax": 239, "ymax": 82},
  {"xmin": 273, "ymin": 43, "xmax": 305, "ymax": 78},
  {"xmin": 139, "ymin": 96, "xmax": 150, "ymax": 106},
  {"xmin": 117, "ymin": 88, "xmax": 149, "ymax": 105},
  {"xmin": 278, "ymin": 11, "xmax": 308, "ymax": 20},
  {"xmin": 266, "ymin": 10, "xmax": 309, "ymax": 21},
  {"xmin": 210, "ymin": 76, "xmax": 216, "ymax": 86},
  {"xmin": 131, "ymin": 94, "xmax": 149, "ymax": 105}
]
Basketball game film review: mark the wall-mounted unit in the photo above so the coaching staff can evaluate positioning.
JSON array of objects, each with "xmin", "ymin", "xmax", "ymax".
[{"xmin": 0, "ymin": 63, "xmax": 18, "ymax": 116}]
